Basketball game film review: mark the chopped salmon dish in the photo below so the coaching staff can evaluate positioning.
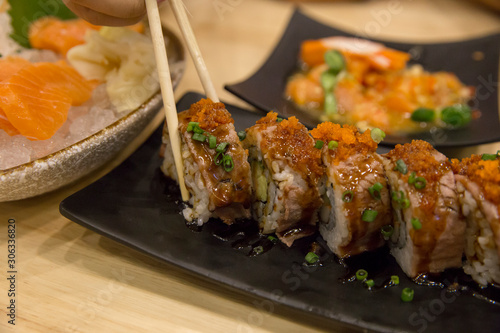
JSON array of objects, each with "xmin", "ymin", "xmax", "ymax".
[{"xmin": 285, "ymin": 37, "xmax": 475, "ymax": 135}]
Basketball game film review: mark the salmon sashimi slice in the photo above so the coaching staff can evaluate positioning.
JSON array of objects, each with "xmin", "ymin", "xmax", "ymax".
[
  {"xmin": 29, "ymin": 17, "xmax": 100, "ymax": 56},
  {"xmin": 0, "ymin": 56, "xmax": 31, "ymax": 82},
  {"xmin": 31, "ymin": 61, "xmax": 98, "ymax": 106},
  {"xmin": 0, "ymin": 60, "xmax": 97, "ymax": 140}
]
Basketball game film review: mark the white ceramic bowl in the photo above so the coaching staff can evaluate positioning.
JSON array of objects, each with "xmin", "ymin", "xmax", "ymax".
[{"xmin": 0, "ymin": 27, "xmax": 185, "ymax": 202}]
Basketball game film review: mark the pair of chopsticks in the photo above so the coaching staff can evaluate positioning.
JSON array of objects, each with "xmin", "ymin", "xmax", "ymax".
[{"xmin": 145, "ymin": 0, "xmax": 218, "ymax": 202}]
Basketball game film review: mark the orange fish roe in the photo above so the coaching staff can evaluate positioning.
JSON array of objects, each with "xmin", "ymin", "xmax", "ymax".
[
  {"xmin": 310, "ymin": 122, "xmax": 377, "ymax": 164},
  {"xmin": 254, "ymin": 112, "xmax": 323, "ymax": 179},
  {"xmin": 452, "ymin": 155, "xmax": 500, "ymax": 207},
  {"xmin": 386, "ymin": 140, "xmax": 452, "ymax": 214},
  {"xmin": 187, "ymin": 99, "xmax": 233, "ymax": 132}
]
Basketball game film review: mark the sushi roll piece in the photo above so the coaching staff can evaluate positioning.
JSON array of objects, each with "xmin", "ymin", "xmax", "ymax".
[
  {"xmin": 452, "ymin": 153, "xmax": 500, "ymax": 285},
  {"xmin": 161, "ymin": 99, "xmax": 252, "ymax": 225},
  {"xmin": 310, "ymin": 123, "xmax": 392, "ymax": 258},
  {"xmin": 382, "ymin": 140, "xmax": 465, "ymax": 278},
  {"xmin": 243, "ymin": 112, "xmax": 324, "ymax": 246}
]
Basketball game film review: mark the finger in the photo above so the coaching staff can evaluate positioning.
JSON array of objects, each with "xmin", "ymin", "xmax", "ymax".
[
  {"xmin": 66, "ymin": 0, "xmax": 147, "ymax": 19},
  {"xmin": 64, "ymin": 1, "xmax": 145, "ymax": 26}
]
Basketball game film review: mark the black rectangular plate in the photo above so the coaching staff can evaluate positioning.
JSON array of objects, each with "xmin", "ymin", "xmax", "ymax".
[
  {"xmin": 225, "ymin": 9, "xmax": 500, "ymax": 148},
  {"xmin": 60, "ymin": 92, "xmax": 500, "ymax": 333}
]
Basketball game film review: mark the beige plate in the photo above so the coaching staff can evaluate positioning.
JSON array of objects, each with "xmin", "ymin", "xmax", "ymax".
[{"xmin": 0, "ymin": 27, "xmax": 185, "ymax": 202}]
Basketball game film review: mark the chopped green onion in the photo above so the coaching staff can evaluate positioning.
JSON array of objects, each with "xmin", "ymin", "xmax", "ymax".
[
  {"xmin": 395, "ymin": 159, "xmax": 408, "ymax": 174},
  {"xmin": 305, "ymin": 252, "xmax": 320, "ymax": 264},
  {"xmin": 216, "ymin": 142, "xmax": 229, "ymax": 153},
  {"xmin": 368, "ymin": 182, "xmax": 384, "ymax": 200},
  {"xmin": 401, "ymin": 198, "xmax": 410, "ymax": 209},
  {"xmin": 267, "ymin": 235, "xmax": 278, "ymax": 243},
  {"xmin": 371, "ymin": 128, "xmax": 386, "ymax": 143},
  {"xmin": 192, "ymin": 133, "xmax": 207, "ymax": 142},
  {"xmin": 237, "ymin": 130, "xmax": 246, "ymax": 141},
  {"xmin": 364, "ymin": 279, "xmax": 375, "ymax": 287},
  {"xmin": 414, "ymin": 177, "xmax": 426, "ymax": 189},
  {"xmin": 186, "ymin": 122, "xmax": 199, "ymax": 132},
  {"xmin": 193, "ymin": 126, "xmax": 205, "ymax": 134},
  {"xmin": 222, "ymin": 154, "xmax": 234, "ymax": 172},
  {"xmin": 482, "ymin": 153, "xmax": 497, "ymax": 161},
  {"xmin": 324, "ymin": 50, "xmax": 345, "ymax": 75},
  {"xmin": 362, "ymin": 209, "xmax": 378, "ymax": 222},
  {"xmin": 320, "ymin": 70, "xmax": 337, "ymax": 92},
  {"xmin": 408, "ymin": 172, "xmax": 416, "ymax": 185},
  {"xmin": 253, "ymin": 246, "xmax": 264, "ymax": 255},
  {"xmin": 401, "ymin": 288, "xmax": 414, "ymax": 302},
  {"xmin": 314, "ymin": 140, "xmax": 324, "ymax": 149},
  {"xmin": 214, "ymin": 152, "xmax": 224, "ymax": 165},
  {"xmin": 381, "ymin": 225, "xmax": 394, "ymax": 240},
  {"xmin": 342, "ymin": 190, "xmax": 354, "ymax": 203},
  {"xmin": 411, "ymin": 218, "xmax": 422, "ymax": 230},
  {"xmin": 392, "ymin": 191, "xmax": 410, "ymax": 209},
  {"xmin": 411, "ymin": 108, "xmax": 435, "ymax": 122},
  {"xmin": 209, "ymin": 135, "xmax": 217, "ymax": 149},
  {"xmin": 355, "ymin": 269, "xmax": 368, "ymax": 281},
  {"xmin": 441, "ymin": 104, "xmax": 472, "ymax": 127},
  {"xmin": 391, "ymin": 275, "xmax": 400, "ymax": 285},
  {"xmin": 276, "ymin": 117, "xmax": 283, "ymax": 122},
  {"xmin": 328, "ymin": 140, "xmax": 338, "ymax": 149},
  {"xmin": 324, "ymin": 92, "xmax": 337, "ymax": 115}
]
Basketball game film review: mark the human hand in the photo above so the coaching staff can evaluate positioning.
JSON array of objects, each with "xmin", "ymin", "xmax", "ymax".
[{"xmin": 62, "ymin": 0, "xmax": 165, "ymax": 26}]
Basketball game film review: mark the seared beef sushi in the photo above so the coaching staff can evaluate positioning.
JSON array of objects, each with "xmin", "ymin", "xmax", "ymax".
[
  {"xmin": 382, "ymin": 140, "xmax": 465, "ymax": 278},
  {"xmin": 243, "ymin": 112, "xmax": 324, "ymax": 246},
  {"xmin": 452, "ymin": 153, "xmax": 500, "ymax": 285},
  {"xmin": 310, "ymin": 123, "xmax": 392, "ymax": 257},
  {"xmin": 161, "ymin": 99, "xmax": 252, "ymax": 225}
]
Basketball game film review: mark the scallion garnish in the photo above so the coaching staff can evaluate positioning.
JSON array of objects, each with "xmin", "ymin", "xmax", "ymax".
[
  {"xmin": 216, "ymin": 142, "xmax": 229, "ymax": 153},
  {"xmin": 408, "ymin": 172, "xmax": 416, "ymax": 185},
  {"xmin": 324, "ymin": 50, "xmax": 345, "ymax": 75},
  {"xmin": 368, "ymin": 182, "xmax": 383, "ymax": 200},
  {"xmin": 411, "ymin": 108, "xmax": 435, "ymax": 122},
  {"xmin": 222, "ymin": 154, "xmax": 234, "ymax": 172},
  {"xmin": 186, "ymin": 122, "xmax": 199, "ymax": 132},
  {"xmin": 355, "ymin": 269, "xmax": 368, "ymax": 281},
  {"xmin": 371, "ymin": 128, "xmax": 386, "ymax": 143},
  {"xmin": 193, "ymin": 126, "xmax": 205, "ymax": 134},
  {"xmin": 364, "ymin": 279, "xmax": 375, "ymax": 288},
  {"xmin": 253, "ymin": 246, "xmax": 264, "ymax": 255},
  {"xmin": 391, "ymin": 275, "xmax": 400, "ymax": 285},
  {"xmin": 381, "ymin": 225, "xmax": 394, "ymax": 240},
  {"xmin": 305, "ymin": 252, "xmax": 319, "ymax": 264},
  {"xmin": 395, "ymin": 159, "xmax": 408, "ymax": 174},
  {"xmin": 401, "ymin": 288, "xmax": 414, "ymax": 302},
  {"xmin": 237, "ymin": 130, "xmax": 246, "ymax": 141},
  {"xmin": 267, "ymin": 235, "xmax": 278, "ymax": 243},
  {"xmin": 315, "ymin": 140, "xmax": 324, "ymax": 149},
  {"xmin": 209, "ymin": 135, "xmax": 217, "ymax": 149},
  {"xmin": 192, "ymin": 132, "xmax": 207, "ymax": 142},
  {"xmin": 362, "ymin": 209, "xmax": 378, "ymax": 222},
  {"xmin": 276, "ymin": 117, "xmax": 283, "ymax": 122},
  {"xmin": 328, "ymin": 140, "xmax": 338, "ymax": 150},
  {"xmin": 214, "ymin": 152, "xmax": 224, "ymax": 165},
  {"xmin": 342, "ymin": 190, "xmax": 354, "ymax": 203},
  {"xmin": 414, "ymin": 177, "xmax": 426, "ymax": 189},
  {"xmin": 324, "ymin": 92, "xmax": 337, "ymax": 115},
  {"xmin": 392, "ymin": 191, "xmax": 410, "ymax": 209},
  {"xmin": 411, "ymin": 218, "xmax": 422, "ymax": 230},
  {"xmin": 321, "ymin": 70, "xmax": 337, "ymax": 92},
  {"xmin": 441, "ymin": 104, "xmax": 472, "ymax": 127},
  {"xmin": 482, "ymin": 153, "xmax": 497, "ymax": 161}
]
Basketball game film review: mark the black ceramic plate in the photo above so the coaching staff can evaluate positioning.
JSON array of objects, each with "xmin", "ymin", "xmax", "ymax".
[
  {"xmin": 225, "ymin": 9, "xmax": 500, "ymax": 148},
  {"xmin": 60, "ymin": 92, "xmax": 500, "ymax": 333}
]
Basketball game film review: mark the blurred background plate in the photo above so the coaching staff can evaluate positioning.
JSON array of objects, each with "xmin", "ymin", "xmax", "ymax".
[
  {"xmin": 0, "ymin": 27, "xmax": 185, "ymax": 202},
  {"xmin": 225, "ymin": 9, "xmax": 500, "ymax": 148}
]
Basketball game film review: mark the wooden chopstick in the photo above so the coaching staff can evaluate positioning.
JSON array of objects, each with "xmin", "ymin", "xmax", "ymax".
[
  {"xmin": 145, "ymin": 0, "xmax": 190, "ymax": 202},
  {"xmin": 168, "ymin": 0, "xmax": 219, "ymax": 102}
]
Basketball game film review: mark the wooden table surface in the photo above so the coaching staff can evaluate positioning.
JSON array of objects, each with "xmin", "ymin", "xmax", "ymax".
[{"xmin": 1, "ymin": 0, "xmax": 499, "ymax": 332}]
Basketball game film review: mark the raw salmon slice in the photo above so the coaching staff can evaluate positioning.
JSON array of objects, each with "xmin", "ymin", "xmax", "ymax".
[
  {"xmin": 0, "ymin": 56, "xmax": 31, "ymax": 82},
  {"xmin": 29, "ymin": 17, "xmax": 100, "ymax": 56},
  {"xmin": 0, "ymin": 61, "xmax": 96, "ymax": 140}
]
